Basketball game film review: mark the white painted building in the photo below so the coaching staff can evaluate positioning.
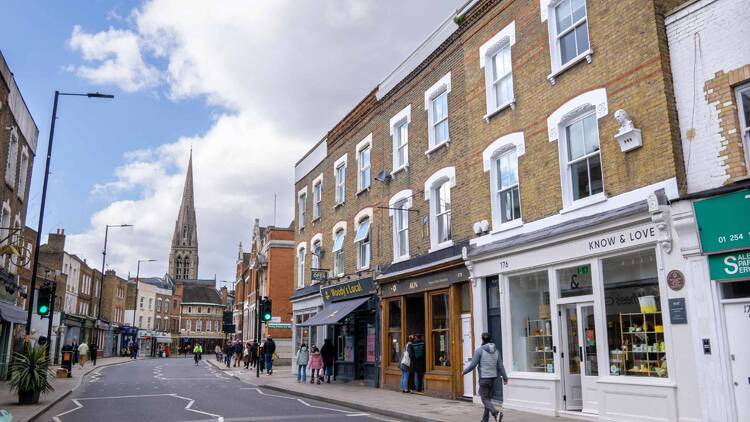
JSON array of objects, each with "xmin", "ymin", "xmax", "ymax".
[{"xmin": 61, "ymin": 253, "xmax": 80, "ymax": 315}]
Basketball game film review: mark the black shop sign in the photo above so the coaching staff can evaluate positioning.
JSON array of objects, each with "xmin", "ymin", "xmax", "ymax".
[
  {"xmin": 381, "ymin": 266, "xmax": 468, "ymax": 298},
  {"xmin": 322, "ymin": 277, "xmax": 375, "ymax": 304}
]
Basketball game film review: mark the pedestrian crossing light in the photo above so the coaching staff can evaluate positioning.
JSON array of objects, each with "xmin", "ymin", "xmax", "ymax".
[
  {"xmin": 37, "ymin": 285, "xmax": 52, "ymax": 316},
  {"xmin": 261, "ymin": 298, "xmax": 272, "ymax": 322}
]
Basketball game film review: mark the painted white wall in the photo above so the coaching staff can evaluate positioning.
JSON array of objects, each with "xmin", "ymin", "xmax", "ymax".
[
  {"xmin": 135, "ymin": 282, "xmax": 157, "ymax": 330},
  {"xmin": 666, "ymin": 0, "xmax": 750, "ymax": 193},
  {"xmin": 61, "ymin": 254, "xmax": 80, "ymax": 315}
]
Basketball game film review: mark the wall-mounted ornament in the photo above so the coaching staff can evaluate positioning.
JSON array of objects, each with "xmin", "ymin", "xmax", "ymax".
[{"xmin": 613, "ymin": 109, "xmax": 643, "ymax": 152}]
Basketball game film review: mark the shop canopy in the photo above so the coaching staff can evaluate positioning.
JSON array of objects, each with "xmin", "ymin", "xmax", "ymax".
[
  {"xmin": 0, "ymin": 301, "xmax": 27, "ymax": 324},
  {"xmin": 156, "ymin": 337, "xmax": 172, "ymax": 344},
  {"xmin": 298, "ymin": 296, "xmax": 369, "ymax": 326}
]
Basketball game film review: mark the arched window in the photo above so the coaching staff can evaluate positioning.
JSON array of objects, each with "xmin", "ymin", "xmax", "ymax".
[{"xmin": 183, "ymin": 256, "xmax": 190, "ymax": 278}]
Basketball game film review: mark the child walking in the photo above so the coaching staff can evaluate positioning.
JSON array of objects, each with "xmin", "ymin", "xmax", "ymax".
[
  {"xmin": 295, "ymin": 343, "xmax": 310, "ymax": 383},
  {"xmin": 308, "ymin": 346, "xmax": 324, "ymax": 384}
]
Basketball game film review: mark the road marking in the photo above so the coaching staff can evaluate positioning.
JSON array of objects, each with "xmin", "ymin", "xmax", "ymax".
[
  {"xmin": 53, "ymin": 393, "xmax": 224, "ymax": 421},
  {"xmin": 173, "ymin": 393, "xmax": 224, "ymax": 421},
  {"xmin": 297, "ymin": 398, "xmax": 355, "ymax": 414},
  {"xmin": 51, "ymin": 399, "xmax": 82, "ymax": 422}
]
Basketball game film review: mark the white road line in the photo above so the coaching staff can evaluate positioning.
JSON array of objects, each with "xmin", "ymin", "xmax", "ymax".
[
  {"xmin": 77, "ymin": 393, "xmax": 176, "ymax": 400},
  {"xmin": 297, "ymin": 398, "xmax": 353, "ymax": 414},
  {"xmin": 173, "ymin": 393, "xmax": 224, "ymax": 421},
  {"xmin": 52, "ymin": 399, "xmax": 82, "ymax": 422},
  {"xmin": 54, "ymin": 393, "xmax": 223, "ymax": 421}
]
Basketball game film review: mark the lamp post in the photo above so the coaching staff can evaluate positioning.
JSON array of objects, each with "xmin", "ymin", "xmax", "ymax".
[
  {"xmin": 93, "ymin": 223, "xmax": 132, "ymax": 365},
  {"xmin": 132, "ymin": 259, "xmax": 157, "ymax": 327},
  {"xmin": 26, "ymin": 91, "xmax": 114, "ymax": 336}
]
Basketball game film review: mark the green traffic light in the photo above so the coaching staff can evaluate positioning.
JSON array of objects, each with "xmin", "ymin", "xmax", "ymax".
[
  {"xmin": 38, "ymin": 305, "xmax": 49, "ymax": 314},
  {"xmin": 263, "ymin": 313, "xmax": 271, "ymax": 321}
]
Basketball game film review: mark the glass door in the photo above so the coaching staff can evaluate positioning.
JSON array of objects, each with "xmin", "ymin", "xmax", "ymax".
[
  {"xmin": 578, "ymin": 303, "xmax": 598, "ymax": 413},
  {"xmin": 560, "ymin": 302, "xmax": 597, "ymax": 412}
]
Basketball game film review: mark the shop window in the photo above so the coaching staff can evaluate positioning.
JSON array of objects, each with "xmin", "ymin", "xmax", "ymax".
[
  {"xmin": 720, "ymin": 280, "xmax": 750, "ymax": 299},
  {"xmin": 603, "ymin": 249, "xmax": 666, "ymax": 377},
  {"xmin": 354, "ymin": 217, "xmax": 371, "ymax": 269},
  {"xmin": 508, "ymin": 271, "xmax": 552, "ymax": 373},
  {"xmin": 557, "ymin": 263, "xmax": 592, "ymax": 297},
  {"xmin": 332, "ymin": 229, "xmax": 345, "ymax": 276},
  {"xmin": 431, "ymin": 292, "xmax": 450, "ymax": 367},
  {"xmin": 388, "ymin": 300, "xmax": 402, "ymax": 365}
]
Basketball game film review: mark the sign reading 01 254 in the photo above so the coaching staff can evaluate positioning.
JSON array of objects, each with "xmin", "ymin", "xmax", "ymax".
[{"xmin": 694, "ymin": 189, "xmax": 750, "ymax": 254}]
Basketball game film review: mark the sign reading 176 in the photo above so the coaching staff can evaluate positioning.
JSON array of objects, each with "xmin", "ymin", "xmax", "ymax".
[{"xmin": 694, "ymin": 189, "xmax": 750, "ymax": 254}]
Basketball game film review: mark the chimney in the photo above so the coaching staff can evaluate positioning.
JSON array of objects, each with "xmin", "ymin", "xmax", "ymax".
[
  {"xmin": 47, "ymin": 229, "xmax": 66, "ymax": 252},
  {"xmin": 220, "ymin": 286, "xmax": 228, "ymax": 305}
]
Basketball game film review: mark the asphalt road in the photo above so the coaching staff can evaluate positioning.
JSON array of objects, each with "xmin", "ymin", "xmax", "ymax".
[{"xmin": 36, "ymin": 358, "xmax": 390, "ymax": 422}]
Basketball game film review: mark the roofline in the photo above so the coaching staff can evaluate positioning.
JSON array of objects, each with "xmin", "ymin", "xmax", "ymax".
[{"xmin": 294, "ymin": 137, "xmax": 327, "ymax": 167}]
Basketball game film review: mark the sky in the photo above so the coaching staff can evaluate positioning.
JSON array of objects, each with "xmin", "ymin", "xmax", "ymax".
[{"xmin": 0, "ymin": 0, "xmax": 464, "ymax": 286}]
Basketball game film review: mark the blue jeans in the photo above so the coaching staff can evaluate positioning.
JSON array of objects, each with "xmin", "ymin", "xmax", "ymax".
[
  {"xmin": 265, "ymin": 354, "xmax": 273, "ymax": 372},
  {"xmin": 414, "ymin": 370, "xmax": 424, "ymax": 391},
  {"xmin": 400, "ymin": 365, "xmax": 410, "ymax": 391},
  {"xmin": 297, "ymin": 365, "xmax": 307, "ymax": 382}
]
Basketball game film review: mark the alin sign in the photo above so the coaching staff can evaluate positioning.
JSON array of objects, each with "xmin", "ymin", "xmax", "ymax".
[
  {"xmin": 709, "ymin": 250, "xmax": 750, "ymax": 281},
  {"xmin": 694, "ymin": 189, "xmax": 750, "ymax": 254}
]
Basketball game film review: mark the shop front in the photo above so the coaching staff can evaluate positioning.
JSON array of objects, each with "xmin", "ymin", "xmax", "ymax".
[
  {"xmin": 467, "ymin": 198, "xmax": 703, "ymax": 421},
  {"xmin": 378, "ymin": 264, "xmax": 472, "ymax": 399},
  {"xmin": 298, "ymin": 277, "xmax": 379, "ymax": 386}
]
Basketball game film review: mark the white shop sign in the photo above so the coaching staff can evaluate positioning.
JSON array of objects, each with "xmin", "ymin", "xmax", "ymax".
[{"xmin": 493, "ymin": 223, "xmax": 657, "ymax": 273}]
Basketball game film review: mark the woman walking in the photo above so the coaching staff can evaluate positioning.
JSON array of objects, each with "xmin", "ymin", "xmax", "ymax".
[
  {"xmin": 308, "ymin": 346, "xmax": 324, "ymax": 384},
  {"xmin": 295, "ymin": 343, "xmax": 309, "ymax": 383}
]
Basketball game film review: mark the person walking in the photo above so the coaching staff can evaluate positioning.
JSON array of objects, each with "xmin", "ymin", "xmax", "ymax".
[
  {"xmin": 243, "ymin": 342, "xmax": 251, "ymax": 369},
  {"xmin": 462, "ymin": 333, "xmax": 508, "ymax": 422},
  {"xmin": 320, "ymin": 338, "xmax": 335, "ymax": 383},
  {"xmin": 131, "ymin": 341, "xmax": 140, "ymax": 360},
  {"xmin": 249, "ymin": 340, "xmax": 258, "ymax": 369},
  {"xmin": 412, "ymin": 334, "xmax": 426, "ymax": 392},
  {"xmin": 295, "ymin": 343, "xmax": 309, "ymax": 383},
  {"xmin": 399, "ymin": 336, "xmax": 413, "ymax": 393},
  {"xmin": 308, "ymin": 346, "xmax": 324, "ymax": 384},
  {"xmin": 215, "ymin": 344, "xmax": 222, "ymax": 362},
  {"xmin": 233, "ymin": 340, "xmax": 243, "ymax": 368},
  {"xmin": 223, "ymin": 342, "xmax": 232, "ymax": 367},
  {"xmin": 77, "ymin": 342, "xmax": 89, "ymax": 369},
  {"xmin": 262, "ymin": 336, "xmax": 276, "ymax": 375},
  {"xmin": 193, "ymin": 343, "xmax": 203, "ymax": 366}
]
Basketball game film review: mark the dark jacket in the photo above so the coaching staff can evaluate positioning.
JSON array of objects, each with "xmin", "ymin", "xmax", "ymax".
[
  {"xmin": 234, "ymin": 342, "xmax": 243, "ymax": 354},
  {"xmin": 263, "ymin": 339, "xmax": 276, "ymax": 355},
  {"xmin": 411, "ymin": 341, "xmax": 426, "ymax": 372},
  {"xmin": 320, "ymin": 340, "xmax": 335, "ymax": 366}
]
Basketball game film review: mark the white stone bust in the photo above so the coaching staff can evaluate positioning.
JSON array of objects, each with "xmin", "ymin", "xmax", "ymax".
[{"xmin": 614, "ymin": 109, "xmax": 634, "ymax": 134}]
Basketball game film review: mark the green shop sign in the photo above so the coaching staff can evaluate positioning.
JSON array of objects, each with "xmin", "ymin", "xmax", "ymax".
[
  {"xmin": 694, "ymin": 189, "xmax": 750, "ymax": 253},
  {"xmin": 709, "ymin": 250, "xmax": 750, "ymax": 281}
]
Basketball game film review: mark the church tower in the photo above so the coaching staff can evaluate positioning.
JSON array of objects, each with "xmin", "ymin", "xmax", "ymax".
[{"xmin": 168, "ymin": 150, "xmax": 199, "ymax": 280}]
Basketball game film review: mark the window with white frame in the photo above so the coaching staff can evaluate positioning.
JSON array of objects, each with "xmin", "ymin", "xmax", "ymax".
[
  {"xmin": 481, "ymin": 22, "xmax": 516, "ymax": 116},
  {"xmin": 298, "ymin": 189, "xmax": 307, "ymax": 229},
  {"xmin": 425, "ymin": 168, "xmax": 455, "ymax": 251},
  {"xmin": 334, "ymin": 155, "xmax": 347, "ymax": 204},
  {"xmin": 196, "ymin": 319, "xmax": 202, "ymax": 332},
  {"xmin": 311, "ymin": 238, "xmax": 322, "ymax": 270},
  {"xmin": 358, "ymin": 142, "xmax": 371, "ymax": 191},
  {"xmin": 389, "ymin": 190, "xmax": 412, "ymax": 261},
  {"xmin": 332, "ymin": 228, "xmax": 345, "ymax": 276},
  {"xmin": 186, "ymin": 319, "xmax": 191, "ymax": 331},
  {"xmin": 546, "ymin": 0, "xmax": 591, "ymax": 79},
  {"xmin": 297, "ymin": 244, "xmax": 306, "ymax": 288},
  {"xmin": 17, "ymin": 147, "xmax": 29, "ymax": 201},
  {"xmin": 313, "ymin": 177, "xmax": 322, "ymax": 220},
  {"xmin": 354, "ymin": 217, "xmax": 371, "ymax": 269},
  {"xmin": 390, "ymin": 105, "xmax": 411, "ymax": 171},
  {"xmin": 5, "ymin": 127, "xmax": 18, "ymax": 188},
  {"xmin": 425, "ymin": 73, "xmax": 451, "ymax": 151},
  {"xmin": 737, "ymin": 84, "xmax": 750, "ymax": 171},
  {"xmin": 564, "ymin": 113, "xmax": 602, "ymax": 201},
  {"xmin": 495, "ymin": 149, "xmax": 521, "ymax": 224},
  {"xmin": 214, "ymin": 320, "xmax": 220, "ymax": 332},
  {"xmin": 147, "ymin": 317, "xmax": 152, "ymax": 329}
]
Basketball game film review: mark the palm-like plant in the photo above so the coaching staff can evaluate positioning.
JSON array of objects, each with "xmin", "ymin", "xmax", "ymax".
[{"xmin": 8, "ymin": 344, "xmax": 54, "ymax": 404}]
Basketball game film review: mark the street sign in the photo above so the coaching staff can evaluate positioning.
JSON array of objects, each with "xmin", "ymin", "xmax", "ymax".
[
  {"xmin": 694, "ymin": 189, "xmax": 750, "ymax": 253},
  {"xmin": 270, "ymin": 316, "xmax": 281, "ymax": 323},
  {"xmin": 311, "ymin": 269, "xmax": 328, "ymax": 282},
  {"xmin": 267, "ymin": 323, "xmax": 291, "ymax": 329},
  {"xmin": 709, "ymin": 249, "xmax": 750, "ymax": 281}
]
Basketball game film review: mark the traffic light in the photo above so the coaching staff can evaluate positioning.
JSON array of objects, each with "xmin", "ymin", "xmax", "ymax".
[
  {"xmin": 222, "ymin": 310, "xmax": 232, "ymax": 325},
  {"xmin": 36, "ymin": 285, "xmax": 52, "ymax": 316},
  {"xmin": 260, "ymin": 298, "xmax": 272, "ymax": 322}
]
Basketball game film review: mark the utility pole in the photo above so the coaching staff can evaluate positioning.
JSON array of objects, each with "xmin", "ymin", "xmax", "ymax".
[{"xmin": 255, "ymin": 270, "xmax": 260, "ymax": 378}]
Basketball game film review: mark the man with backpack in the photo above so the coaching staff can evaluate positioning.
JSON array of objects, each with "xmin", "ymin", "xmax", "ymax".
[{"xmin": 462, "ymin": 333, "xmax": 508, "ymax": 422}]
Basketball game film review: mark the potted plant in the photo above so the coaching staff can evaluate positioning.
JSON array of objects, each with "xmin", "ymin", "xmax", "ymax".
[{"xmin": 8, "ymin": 344, "xmax": 54, "ymax": 405}]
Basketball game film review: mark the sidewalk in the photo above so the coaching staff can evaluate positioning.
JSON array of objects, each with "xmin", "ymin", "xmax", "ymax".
[
  {"xmin": 207, "ymin": 359, "xmax": 573, "ymax": 422},
  {"xmin": 0, "ymin": 356, "xmax": 133, "ymax": 422}
]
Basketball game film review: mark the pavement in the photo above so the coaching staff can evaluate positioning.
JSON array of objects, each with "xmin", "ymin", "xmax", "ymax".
[
  {"xmin": 0, "ymin": 356, "xmax": 133, "ymax": 422},
  {"xmin": 206, "ymin": 358, "xmax": 575, "ymax": 422},
  {"xmin": 33, "ymin": 356, "xmax": 388, "ymax": 422}
]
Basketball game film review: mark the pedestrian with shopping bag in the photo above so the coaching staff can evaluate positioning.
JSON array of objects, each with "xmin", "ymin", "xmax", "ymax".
[{"xmin": 399, "ymin": 335, "xmax": 413, "ymax": 393}]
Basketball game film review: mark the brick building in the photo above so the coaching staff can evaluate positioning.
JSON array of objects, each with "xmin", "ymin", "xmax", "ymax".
[
  {"xmin": 234, "ymin": 219, "xmax": 294, "ymax": 364},
  {"xmin": 100, "ymin": 269, "xmax": 128, "ymax": 356},
  {"xmin": 175, "ymin": 280, "xmax": 227, "ymax": 352},
  {"xmin": 291, "ymin": 0, "xmax": 731, "ymax": 419}
]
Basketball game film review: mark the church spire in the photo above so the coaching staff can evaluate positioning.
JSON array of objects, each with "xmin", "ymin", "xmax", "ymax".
[{"xmin": 168, "ymin": 149, "xmax": 199, "ymax": 280}]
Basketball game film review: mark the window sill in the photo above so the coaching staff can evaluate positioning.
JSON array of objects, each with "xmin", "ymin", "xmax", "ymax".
[
  {"xmin": 391, "ymin": 165, "xmax": 408, "ymax": 177},
  {"xmin": 333, "ymin": 202, "xmax": 345, "ymax": 210},
  {"xmin": 357, "ymin": 265, "xmax": 370, "ymax": 271},
  {"xmin": 559, "ymin": 192, "xmax": 606, "ymax": 214},
  {"xmin": 547, "ymin": 48, "xmax": 594, "ymax": 85},
  {"xmin": 428, "ymin": 240, "xmax": 454, "ymax": 254},
  {"xmin": 392, "ymin": 255, "xmax": 410, "ymax": 264},
  {"xmin": 483, "ymin": 100, "xmax": 516, "ymax": 123},
  {"xmin": 508, "ymin": 371, "xmax": 560, "ymax": 381},
  {"xmin": 424, "ymin": 139, "xmax": 450, "ymax": 156},
  {"xmin": 490, "ymin": 218, "xmax": 523, "ymax": 234},
  {"xmin": 312, "ymin": 217, "xmax": 321, "ymax": 224},
  {"xmin": 356, "ymin": 186, "xmax": 370, "ymax": 196},
  {"xmin": 596, "ymin": 375, "xmax": 676, "ymax": 388}
]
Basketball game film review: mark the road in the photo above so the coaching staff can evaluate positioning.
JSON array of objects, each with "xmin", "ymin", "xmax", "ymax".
[{"xmin": 37, "ymin": 357, "xmax": 389, "ymax": 422}]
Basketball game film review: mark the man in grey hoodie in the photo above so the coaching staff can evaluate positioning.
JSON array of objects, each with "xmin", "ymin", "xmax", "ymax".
[{"xmin": 462, "ymin": 333, "xmax": 508, "ymax": 422}]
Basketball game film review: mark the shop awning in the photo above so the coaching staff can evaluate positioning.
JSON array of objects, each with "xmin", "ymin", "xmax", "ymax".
[
  {"xmin": 298, "ymin": 296, "xmax": 369, "ymax": 326},
  {"xmin": 156, "ymin": 337, "xmax": 172, "ymax": 344},
  {"xmin": 0, "ymin": 301, "xmax": 27, "ymax": 324}
]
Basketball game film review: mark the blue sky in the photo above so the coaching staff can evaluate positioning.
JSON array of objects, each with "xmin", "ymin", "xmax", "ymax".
[{"xmin": 0, "ymin": 0, "xmax": 462, "ymax": 282}]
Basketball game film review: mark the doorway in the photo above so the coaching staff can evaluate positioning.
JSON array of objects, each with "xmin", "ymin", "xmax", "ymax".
[
  {"xmin": 460, "ymin": 313, "xmax": 473, "ymax": 397},
  {"xmin": 486, "ymin": 276, "xmax": 503, "ymax": 401},
  {"xmin": 559, "ymin": 302, "xmax": 598, "ymax": 413}
]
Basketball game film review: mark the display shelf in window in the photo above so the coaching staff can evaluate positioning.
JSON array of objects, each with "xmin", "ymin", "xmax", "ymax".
[
  {"xmin": 613, "ymin": 311, "xmax": 668, "ymax": 378},
  {"xmin": 526, "ymin": 318, "xmax": 554, "ymax": 373}
]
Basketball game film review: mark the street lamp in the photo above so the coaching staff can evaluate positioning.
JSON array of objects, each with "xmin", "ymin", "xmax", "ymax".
[
  {"xmin": 93, "ymin": 223, "xmax": 133, "ymax": 365},
  {"xmin": 132, "ymin": 259, "xmax": 157, "ymax": 327},
  {"xmin": 26, "ymin": 91, "xmax": 114, "ymax": 336}
]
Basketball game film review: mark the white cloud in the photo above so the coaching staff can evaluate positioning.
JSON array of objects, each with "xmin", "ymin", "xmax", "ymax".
[{"xmin": 64, "ymin": 0, "xmax": 463, "ymax": 282}]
